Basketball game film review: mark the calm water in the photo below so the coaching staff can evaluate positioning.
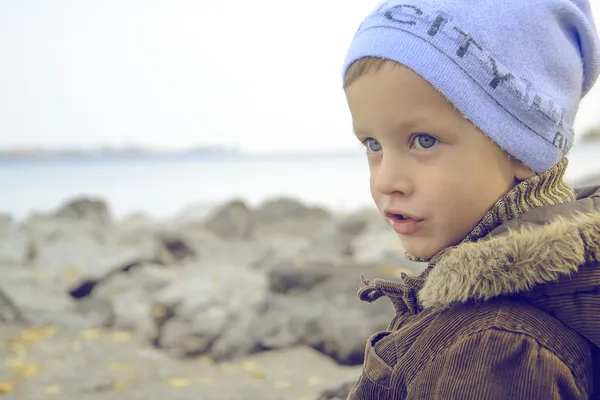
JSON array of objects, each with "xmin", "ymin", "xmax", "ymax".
[{"xmin": 2, "ymin": 145, "xmax": 600, "ymax": 221}]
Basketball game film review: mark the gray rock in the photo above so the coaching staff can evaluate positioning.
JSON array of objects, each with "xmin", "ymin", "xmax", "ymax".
[
  {"xmin": 204, "ymin": 199, "xmax": 254, "ymax": 239},
  {"xmin": 253, "ymin": 197, "xmax": 333, "ymax": 239},
  {"xmin": 115, "ymin": 225, "xmax": 197, "ymax": 266},
  {"xmin": 25, "ymin": 216, "xmax": 110, "ymax": 245},
  {"xmin": 54, "ymin": 196, "xmax": 112, "ymax": 225},
  {"xmin": 296, "ymin": 208, "xmax": 391, "ymax": 266},
  {"xmin": 255, "ymin": 197, "xmax": 331, "ymax": 221},
  {"xmin": 352, "ymin": 224, "xmax": 406, "ymax": 266},
  {"xmin": 0, "ymin": 267, "xmax": 106, "ymax": 327},
  {"xmin": 88, "ymin": 264, "xmax": 179, "ymax": 340},
  {"xmin": 0, "ymin": 286, "xmax": 25, "ymax": 323},
  {"xmin": 267, "ymin": 262, "xmax": 332, "ymax": 294},
  {"xmin": 0, "ymin": 223, "xmax": 33, "ymax": 265},
  {"xmin": 318, "ymin": 381, "xmax": 356, "ymax": 400},
  {"xmin": 338, "ymin": 208, "xmax": 385, "ymax": 237},
  {"xmin": 197, "ymin": 239, "xmax": 268, "ymax": 267},
  {"xmin": 250, "ymin": 236, "xmax": 311, "ymax": 270},
  {"xmin": 209, "ymin": 260, "xmax": 404, "ymax": 365},
  {"xmin": 159, "ymin": 306, "xmax": 230, "ymax": 357},
  {"xmin": 154, "ymin": 262, "xmax": 267, "ymax": 358}
]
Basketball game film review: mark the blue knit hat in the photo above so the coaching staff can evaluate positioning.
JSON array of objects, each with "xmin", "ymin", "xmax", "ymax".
[{"xmin": 343, "ymin": 0, "xmax": 600, "ymax": 172}]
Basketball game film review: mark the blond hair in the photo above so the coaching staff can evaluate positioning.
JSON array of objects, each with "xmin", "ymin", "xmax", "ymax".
[{"xmin": 343, "ymin": 56, "xmax": 393, "ymax": 89}]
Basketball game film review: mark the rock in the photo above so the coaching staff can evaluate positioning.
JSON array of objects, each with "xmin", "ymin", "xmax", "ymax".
[
  {"xmin": 209, "ymin": 260, "xmax": 405, "ymax": 365},
  {"xmin": 0, "ymin": 223, "xmax": 33, "ymax": 265},
  {"xmin": 155, "ymin": 262, "xmax": 267, "ymax": 358},
  {"xmin": 175, "ymin": 202, "xmax": 216, "ymax": 223},
  {"xmin": 337, "ymin": 207, "xmax": 385, "ymax": 237},
  {"xmin": 25, "ymin": 215, "xmax": 110, "ymax": 245},
  {"xmin": 317, "ymin": 381, "xmax": 356, "ymax": 400},
  {"xmin": 250, "ymin": 236, "xmax": 311, "ymax": 270},
  {"xmin": 255, "ymin": 197, "xmax": 331, "ymax": 221},
  {"xmin": 0, "ymin": 266, "xmax": 109, "ymax": 327},
  {"xmin": 90, "ymin": 264, "xmax": 179, "ymax": 341},
  {"xmin": 159, "ymin": 306, "xmax": 230, "ymax": 357},
  {"xmin": 292, "ymin": 208, "xmax": 391, "ymax": 266},
  {"xmin": 352, "ymin": 224, "xmax": 407, "ymax": 266},
  {"xmin": 33, "ymin": 226, "xmax": 197, "ymax": 297},
  {"xmin": 203, "ymin": 199, "xmax": 253, "ymax": 239},
  {"xmin": 154, "ymin": 232, "xmax": 196, "ymax": 264},
  {"xmin": 0, "ymin": 286, "xmax": 25, "ymax": 323},
  {"xmin": 120, "ymin": 211, "xmax": 153, "ymax": 224},
  {"xmin": 198, "ymin": 239, "xmax": 269, "ymax": 267},
  {"xmin": 253, "ymin": 197, "xmax": 333, "ymax": 238},
  {"xmin": 54, "ymin": 196, "xmax": 112, "ymax": 225},
  {"xmin": 302, "ymin": 225, "xmax": 353, "ymax": 265},
  {"xmin": 115, "ymin": 224, "xmax": 198, "ymax": 266},
  {"xmin": 267, "ymin": 262, "xmax": 332, "ymax": 294},
  {"xmin": 74, "ymin": 297, "xmax": 114, "ymax": 327}
]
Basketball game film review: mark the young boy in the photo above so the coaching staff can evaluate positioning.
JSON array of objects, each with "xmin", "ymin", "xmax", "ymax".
[{"xmin": 342, "ymin": 1, "xmax": 600, "ymax": 399}]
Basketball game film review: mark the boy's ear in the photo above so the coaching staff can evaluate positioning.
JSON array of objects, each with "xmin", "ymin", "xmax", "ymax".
[{"xmin": 509, "ymin": 155, "xmax": 536, "ymax": 181}]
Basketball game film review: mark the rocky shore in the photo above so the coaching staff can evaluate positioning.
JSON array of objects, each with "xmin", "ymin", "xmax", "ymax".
[{"xmin": 0, "ymin": 196, "xmax": 424, "ymax": 399}]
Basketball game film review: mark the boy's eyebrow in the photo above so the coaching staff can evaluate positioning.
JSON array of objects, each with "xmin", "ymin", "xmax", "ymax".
[{"xmin": 353, "ymin": 117, "xmax": 428, "ymax": 136}]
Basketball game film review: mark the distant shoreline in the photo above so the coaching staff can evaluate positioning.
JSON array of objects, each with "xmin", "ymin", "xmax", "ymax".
[
  {"xmin": 0, "ymin": 148, "xmax": 364, "ymax": 161},
  {"xmin": 0, "ymin": 147, "xmax": 239, "ymax": 160}
]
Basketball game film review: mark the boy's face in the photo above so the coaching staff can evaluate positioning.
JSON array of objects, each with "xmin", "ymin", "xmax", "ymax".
[{"xmin": 345, "ymin": 62, "xmax": 532, "ymax": 259}]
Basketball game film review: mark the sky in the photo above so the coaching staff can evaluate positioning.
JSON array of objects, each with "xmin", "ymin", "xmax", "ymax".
[{"xmin": 1, "ymin": 0, "xmax": 600, "ymax": 153}]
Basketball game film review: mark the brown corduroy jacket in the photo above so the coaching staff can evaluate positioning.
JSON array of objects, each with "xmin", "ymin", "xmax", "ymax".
[{"xmin": 349, "ymin": 186, "xmax": 600, "ymax": 399}]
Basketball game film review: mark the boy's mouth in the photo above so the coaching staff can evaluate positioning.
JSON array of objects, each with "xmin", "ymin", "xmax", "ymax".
[{"xmin": 384, "ymin": 210, "xmax": 424, "ymax": 235}]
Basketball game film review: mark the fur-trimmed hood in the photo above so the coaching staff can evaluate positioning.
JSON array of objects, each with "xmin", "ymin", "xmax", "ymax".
[
  {"xmin": 419, "ymin": 185, "xmax": 600, "ymax": 347},
  {"xmin": 359, "ymin": 185, "xmax": 600, "ymax": 348}
]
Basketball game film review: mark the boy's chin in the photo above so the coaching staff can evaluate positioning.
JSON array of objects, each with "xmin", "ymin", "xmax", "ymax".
[{"xmin": 401, "ymin": 240, "xmax": 443, "ymax": 261}]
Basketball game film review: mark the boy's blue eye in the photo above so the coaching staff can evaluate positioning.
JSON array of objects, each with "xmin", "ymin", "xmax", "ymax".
[
  {"xmin": 364, "ymin": 138, "xmax": 382, "ymax": 153},
  {"xmin": 413, "ymin": 134, "xmax": 438, "ymax": 149}
]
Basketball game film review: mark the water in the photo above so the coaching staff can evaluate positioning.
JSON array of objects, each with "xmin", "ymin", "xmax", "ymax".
[{"xmin": 1, "ymin": 144, "xmax": 599, "ymax": 221}]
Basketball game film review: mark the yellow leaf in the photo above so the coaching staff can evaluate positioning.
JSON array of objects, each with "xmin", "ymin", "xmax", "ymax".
[
  {"xmin": 112, "ymin": 380, "xmax": 125, "ymax": 391},
  {"xmin": 242, "ymin": 361, "xmax": 259, "ymax": 372},
  {"xmin": 376, "ymin": 265, "xmax": 396, "ymax": 275},
  {"xmin": 80, "ymin": 329, "xmax": 101, "ymax": 341},
  {"xmin": 112, "ymin": 331, "xmax": 132, "ymax": 342},
  {"xmin": 8, "ymin": 342, "xmax": 27, "ymax": 358},
  {"xmin": 15, "ymin": 363, "xmax": 41, "ymax": 378},
  {"xmin": 108, "ymin": 363, "xmax": 130, "ymax": 373},
  {"xmin": 5, "ymin": 358, "xmax": 23, "ymax": 368},
  {"xmin": 20, "ymin": 325, "xmax": 56, "ymax": 342},
  {"xmin": 248, "ymin": 370, "xmax": 266, "ymax": 380},
  {"xmin": 0, "ymin": 382, "xmax": 14, "ymax": 394},
  {"xmin": 62, "ymin": 267, "xmax": 80, "ymax": 281},
  {"xmin": 151, "ymin": 304, "xmax": 167, "ymax": 318},
  {"xmin": 44, "ymin": 385, "xmax": 61, "ymax": 394},
  {"xmin": 167, "ymin": 378, "xmax": 192, "ymax": 388},
  {"xmin": 218, "ymin": 362, "xmax": 239, "ymax": 373},
  {"xmin": 197, "ymin": 355, "xmax": 213, "ymax": 364}
]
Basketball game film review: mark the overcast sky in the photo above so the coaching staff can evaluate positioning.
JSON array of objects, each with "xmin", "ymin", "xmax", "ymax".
[{"xmin": 1, "ymin": 0, "xmax": 599, "ymax": 153}]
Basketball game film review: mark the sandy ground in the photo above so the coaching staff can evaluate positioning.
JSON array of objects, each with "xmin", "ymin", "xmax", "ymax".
[{"xmin": 0, "ymin": 325, "xmax": 361, "ymax": 400}]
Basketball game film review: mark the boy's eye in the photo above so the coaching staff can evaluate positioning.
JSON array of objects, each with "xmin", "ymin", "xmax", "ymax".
[
  {"xmin": 363, "ymin": 138, "xmax": 382, "ymax": 153},
  {"xmin": 412, "ymin": 134, "xmax": 438, "ymax": 149}
]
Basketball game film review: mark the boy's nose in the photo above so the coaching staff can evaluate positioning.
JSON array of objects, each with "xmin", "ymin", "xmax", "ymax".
[{"xmin": 372, "ymin": 155, "xmax": 414, "ymax": 196}]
